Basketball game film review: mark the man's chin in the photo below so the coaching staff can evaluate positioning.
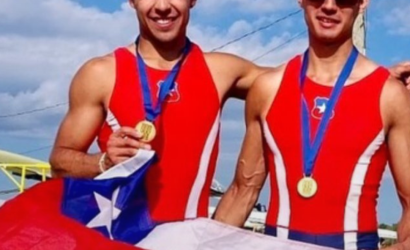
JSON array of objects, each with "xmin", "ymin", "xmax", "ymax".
[
  {"xmin": 151, "ymin": 33, "xmax": 182, "ymax": 44},
  {"xmin": 314, "ymin": 33, "xmax": 345, "ymax": 44}
]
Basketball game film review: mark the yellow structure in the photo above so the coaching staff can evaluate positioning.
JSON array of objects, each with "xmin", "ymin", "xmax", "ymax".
[{"xmin": 0, "ymin": 149, "xmax": 50, "ymax": 193}]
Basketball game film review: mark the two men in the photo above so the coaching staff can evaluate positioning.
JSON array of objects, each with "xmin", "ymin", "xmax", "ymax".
[
  {"xmin": 48, "ymin": 0, "xmax": 410, "ymax": 248},
  {"xmin": 215, "ymin": 0, "xmax": 410, "ymax": 249}
]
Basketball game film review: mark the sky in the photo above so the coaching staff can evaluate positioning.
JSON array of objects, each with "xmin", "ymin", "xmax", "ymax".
[{"xmin": 0, "ymin": 0, "xmax": 410, "ymax": 225}]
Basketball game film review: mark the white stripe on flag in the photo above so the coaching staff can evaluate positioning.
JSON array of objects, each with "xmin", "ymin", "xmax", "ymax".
[
  {"xmin": 344, "ymin": 130, "xmax": 384, "ymax": 250},
  {"xmin": 137, "ymin": 218, "xmax": 333, "ymax": 250},
  {"xmin": 263, "ymin": 121, "xmax": 290, "ymax": 239},
  {"xmin": 95, "ymin": 150, "xmax": 156, "ymax": 180}
]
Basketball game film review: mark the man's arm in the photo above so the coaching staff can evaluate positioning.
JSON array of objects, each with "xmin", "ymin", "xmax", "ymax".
[
  {"xmin": 49, "ymin": 56, "xmax": 148, "ymax": 178},
  {"xmin": 214, "ymin": 70, "xmax": 281, "ymax": 227},
  {"xmin": 382, "ymin": 77, "xmax": 410, "ymax": 249},
  {"xmin": 205, "ymin": 52, "xmax": 270, "ymax": 100},
  {"xmin": 49, "ymin": 57, "xmax": 113, "ymax": 178},
  {"xmin": 230, "ymin": 57, "xmax": 271, "ymax": 100}
]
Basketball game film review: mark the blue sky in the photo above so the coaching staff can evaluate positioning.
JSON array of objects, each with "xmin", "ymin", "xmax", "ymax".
[{"xmin": 0, "ymin": 0, "xmax": 409, "ymax": 225}]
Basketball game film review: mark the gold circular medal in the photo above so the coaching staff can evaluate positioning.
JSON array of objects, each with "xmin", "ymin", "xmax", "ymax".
[
  {"xmin": 135, "ymin": 120, "xmax": 156, "ymax": 142},
  {"xmin": 297, "ymin": 177, "xmax": 318, "ymax": 198}
]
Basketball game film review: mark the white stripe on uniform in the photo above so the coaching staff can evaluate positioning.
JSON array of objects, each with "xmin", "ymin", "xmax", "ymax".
[
  {"xmin": 185, "ymin": 113, "xmax": 221, "ymax": 219},
  {"xmin": 344, "ymin": 130, "xmax": 385, "ymax": 250},
  {"xmin": 106, "ymin": 109, "xmax": 121, "ymax": 132},
  {"xmin": 263, "ymin": 121, "xmax": 291, "ymax": 239}
]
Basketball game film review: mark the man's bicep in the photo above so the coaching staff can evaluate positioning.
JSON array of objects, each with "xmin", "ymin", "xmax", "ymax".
[
  {"xmin": 386, "ymin": 80, "xmax": 410, "ymax": 207},
  {"xmin": 387, "ymin": 104, "xmax": 410, "ymax": 243},
  {"xmin": 53, "ymin": 59, "xmax": 109, "ymax": 152},
  {"xmin": 232, "ymin": 63, "xmax": 270, "ymax": 100},
  {"xmin": 54, "ymin": 104, "xmax": 105, "ymax": 152},
  {"xmin": 388, "ymin": 126, "xmax": 410, "ymax": 204}
]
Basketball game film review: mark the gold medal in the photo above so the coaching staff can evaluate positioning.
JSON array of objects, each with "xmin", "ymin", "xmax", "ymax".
[
  {"xmin": 297, "ymin": 176, "xmax": 318, "ymax": 198},
  {"xmin": 135, "ymin": 120, "xmax": 156, "ymax": 142}
]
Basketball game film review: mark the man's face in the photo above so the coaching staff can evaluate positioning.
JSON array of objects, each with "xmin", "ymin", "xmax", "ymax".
[
  {"xmin": 299, "ymin": 0, "xmax": 368, "ymax": 44},
  {"xmin": 130, "ymin": 0, "xmax": 196, "ymax": 43}
]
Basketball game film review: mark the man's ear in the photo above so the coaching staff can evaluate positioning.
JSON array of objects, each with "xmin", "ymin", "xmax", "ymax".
[
  {"xmin": 359, "ymin": 0, "xmax": 369, "ymax": 13},
  {"xmin": 129, "ymin": 0, "xmax": 136, "ymax": 10}
]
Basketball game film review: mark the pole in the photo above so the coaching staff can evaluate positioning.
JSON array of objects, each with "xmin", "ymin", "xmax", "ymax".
[{"xmin": 353, "ymin": 12, "xmax": 366, "ymax": 55}]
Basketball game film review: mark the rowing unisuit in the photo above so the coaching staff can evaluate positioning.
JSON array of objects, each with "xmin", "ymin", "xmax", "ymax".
[
  {"xmin": 97, "ymin": 43, "xmax": 221, "ymax": 223},
  {"xmin": 263, "ymin": 55, "xmax": 390, "ymax": 249}
]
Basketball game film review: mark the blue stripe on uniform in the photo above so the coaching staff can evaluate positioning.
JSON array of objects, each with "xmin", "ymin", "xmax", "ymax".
[{"xmin": 265, "ymin": 225, "xmax": 379, "ymax": 250}]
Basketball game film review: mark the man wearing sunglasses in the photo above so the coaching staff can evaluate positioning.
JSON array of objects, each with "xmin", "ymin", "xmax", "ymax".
[
  {"xmin": 0, "ymin": 0, "xmax": 409, "ymax": 249},
  {"xmin": 215, "ymin": 0, "xmax": 410, "ymax": 249}
]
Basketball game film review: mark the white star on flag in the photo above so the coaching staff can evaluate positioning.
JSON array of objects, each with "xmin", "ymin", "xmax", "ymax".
[
  {"xmin": 318, "ymin": 103, "xmax": 327, "ymax": 114},
  {"xmin": 87, "ymin": 188, "xmax": 121, "ymax": 239}
]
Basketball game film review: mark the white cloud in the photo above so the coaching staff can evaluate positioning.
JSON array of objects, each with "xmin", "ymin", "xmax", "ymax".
[
  {"xmin": 0, "ymin": 0, "xmax": 305, "ymax": 141},
  {"xmin": 383, "ymin": 0, "xmax": 410, "ymax": 35},
  {"xmin": 197, "ymin": 0, "xmax": 298, "ymax": 14},
  {"xmin": 0, "ymin": 0, "xmax": 136, "ymax": 41}
]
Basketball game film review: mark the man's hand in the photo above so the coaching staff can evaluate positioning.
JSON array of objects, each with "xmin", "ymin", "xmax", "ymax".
[
  {"xmin": 104, "ymin": 127, "xmax": 152, "ymax": 170},
  {"xmin": 389, "ymin": 61, "xmax": 410, "ymax": 87}
]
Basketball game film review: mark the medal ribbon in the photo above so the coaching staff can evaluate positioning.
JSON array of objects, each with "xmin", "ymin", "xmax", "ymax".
[
  {"xmin": 136, "ymin": 37, "xmax": 191, "ymax": 122},
  {"xmin": 300, "ymin": 47, "xmax": 359, "ymax": 177}
]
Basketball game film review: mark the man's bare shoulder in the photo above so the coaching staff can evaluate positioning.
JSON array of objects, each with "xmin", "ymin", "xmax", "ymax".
[
  {"xmin": 382, "ymin": 76, "xmax": 409, "ymax": 103},
  {"xmin": 69, "ymin": 53, "xmax": 116, "ymax": 104},
  {"xmin": 74, "ymin": 53, "xmax": 116, "ymax": 86},
  {"xmin": 251, "ymin": 63, "xmax": 287, "ymax": 95},
  {"xmin": 381, "ymin": 75, "xmax": 410, "ymax": 127},
  {"xmin": 247, "ymin": 63, "xmax": 287, "ymax": 116}
]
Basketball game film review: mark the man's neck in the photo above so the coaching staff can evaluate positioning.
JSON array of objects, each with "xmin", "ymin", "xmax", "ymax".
[
  {"xmin": 137, "ymin": 34, "xmax": 187, "ymax": 70},
  {"xmin": 307, "ymin": 37, "xmax": 355, "ymax": 86}
]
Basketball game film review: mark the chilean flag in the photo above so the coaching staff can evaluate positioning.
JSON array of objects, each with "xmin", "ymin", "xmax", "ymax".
[
  {"xmin": 0, "ymin": 150, "xmax": 156, "ymax": 250},
  {"xmin": 0, "ymin": 149, "xmax": 332, "ymax": 250}
]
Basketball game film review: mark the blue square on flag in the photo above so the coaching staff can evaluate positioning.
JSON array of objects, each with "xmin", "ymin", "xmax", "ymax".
[{"xmin": 61, "ymin": 150, "xmax": 157, "ymax": 245}]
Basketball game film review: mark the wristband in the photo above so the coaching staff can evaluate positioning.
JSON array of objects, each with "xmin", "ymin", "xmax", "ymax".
[{"xmin": 99, "ymin": 153, "xmax": 107, "ymax": 173}]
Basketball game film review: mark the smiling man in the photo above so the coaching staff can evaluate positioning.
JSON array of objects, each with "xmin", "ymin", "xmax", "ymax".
[
  {"xmin": 214, "ymin": 0, "xmax": 410, "ymax": 250},
  {"xmin": 0, "ymin": 0, "xmax": 409, "ymax": 249},
  {"xmin": 50, "ymin": 0, "xmax": 268, "ymax": 221}
]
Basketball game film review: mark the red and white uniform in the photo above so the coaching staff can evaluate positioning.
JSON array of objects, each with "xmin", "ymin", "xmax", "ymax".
[
  {"xmin": 97, "ymin": 43, "xmax": 221, "ymax": 223},
  {"xmin": 263, "ymin": 55, "xmax": 390, "ymax": 249}
]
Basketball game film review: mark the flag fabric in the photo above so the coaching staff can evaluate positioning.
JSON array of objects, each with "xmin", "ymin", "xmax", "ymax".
[
  {"xmin": 136, "ymin": 218, "xmax": 335, "ymax": 250},
  {"xmin": 61, "ymin": 150, "xmax": 157, "ymax": 244},
  {"xmin": 0, "ymin": 150, "xmax": 157, "ymax": 250},
  {"xmin": 0, "ymin": 149, "xmax": 335, "ymax": 250}
]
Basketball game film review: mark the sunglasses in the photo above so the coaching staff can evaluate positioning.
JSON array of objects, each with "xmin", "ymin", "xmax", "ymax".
[{"xmin": 307, "ymin": 0, "xmax": 360, "ymax": 6}]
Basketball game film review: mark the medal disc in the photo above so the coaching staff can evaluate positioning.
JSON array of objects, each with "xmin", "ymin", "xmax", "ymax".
[
  {"xmin": 135, "ymin": 120, "xmax": 156, "ymax": 142},
  {"xmin": 297, "ymin": 177, "xmax": 318, "ymax": 198}
]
